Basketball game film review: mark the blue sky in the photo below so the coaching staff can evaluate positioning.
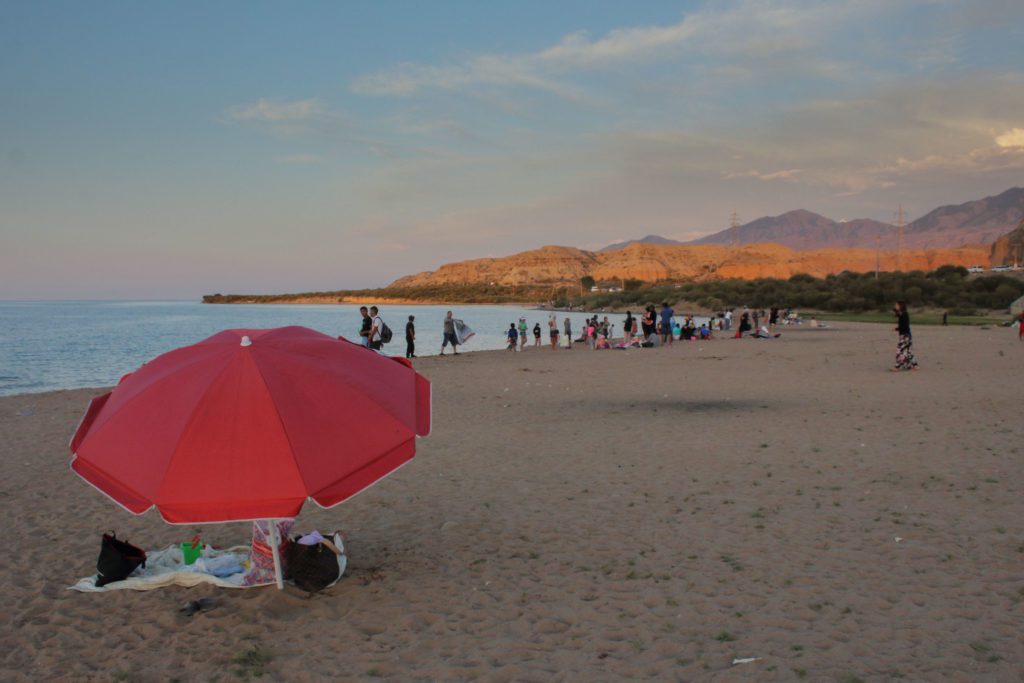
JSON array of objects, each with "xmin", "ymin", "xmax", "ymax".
[{"xmin": 2, "ymin": 1, "xmax": 1023, "ymax": 298}]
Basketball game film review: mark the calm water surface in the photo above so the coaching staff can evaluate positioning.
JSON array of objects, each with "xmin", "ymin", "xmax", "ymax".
[{"xmin": 0, "ymin": 301, "xmax": 614, "ymax": 396}]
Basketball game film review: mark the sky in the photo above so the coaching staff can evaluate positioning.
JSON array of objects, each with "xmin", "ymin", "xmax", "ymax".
[{"xmin": 2, "ymin": 0, "xmax": 1023, "ymax": 299}]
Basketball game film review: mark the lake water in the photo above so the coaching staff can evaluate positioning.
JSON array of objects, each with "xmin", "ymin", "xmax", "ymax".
[{"xmin": 0, "ymin": 301, "xmax": 620, "ymax": 396}]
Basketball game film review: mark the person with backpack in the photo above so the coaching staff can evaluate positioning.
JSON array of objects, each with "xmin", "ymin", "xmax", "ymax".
[{"xmin": 367, "ymin": 306, "xmax": 385, "ymax": 351}]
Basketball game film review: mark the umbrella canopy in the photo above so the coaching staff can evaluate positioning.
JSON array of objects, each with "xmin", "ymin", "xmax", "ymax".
[{"xmin": 70, "ymin": 326, "xmax": 431, "ymax": 524}]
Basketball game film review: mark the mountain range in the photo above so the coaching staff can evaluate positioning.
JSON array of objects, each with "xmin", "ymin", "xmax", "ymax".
[
  {"xmin": 602, "ymin": 187, "xmax": 1024, "ymax": 252},
  {"xmin": 388, "ymin": 188, "xmax": 1020, "ymax": 290}
]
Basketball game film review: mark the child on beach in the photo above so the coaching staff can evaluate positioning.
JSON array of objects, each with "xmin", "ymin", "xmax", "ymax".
[
  {"xmin": 533, "ymin": 322, "xmax": 542, "ymax": 347},
  {"xmin": 507, "ymin": 323, "xmax": 518, "ymax": 350}
]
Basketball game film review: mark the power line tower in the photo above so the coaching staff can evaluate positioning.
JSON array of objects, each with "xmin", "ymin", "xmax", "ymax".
[
  {"xmin": 729, "ymin": 210, "xmax": 741, "ymax": 248},
  {"xmin": 875, "ymin": 231, "xmax": 881, "ymax": 280},
  {"xmin": 895, "ymin": 205, "xmax": 906, "ymax": 272}
]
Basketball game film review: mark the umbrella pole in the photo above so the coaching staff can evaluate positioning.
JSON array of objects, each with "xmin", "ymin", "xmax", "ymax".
[{"xmin": 267, "ymin": 518, "xmax": 284, "ymax": 590}]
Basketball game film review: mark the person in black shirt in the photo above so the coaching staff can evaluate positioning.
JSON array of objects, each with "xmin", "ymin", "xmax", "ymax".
[
  {"xmin": 358, "ymin": 306, "xmax": 371, "ymax": 347},
  {"xmin": 405, "ymin": 315, "xmax": 416, "ymax": 359},
  {"xmin": 892, "ymin": 301, "xmax": 918, "ymax": 371}
]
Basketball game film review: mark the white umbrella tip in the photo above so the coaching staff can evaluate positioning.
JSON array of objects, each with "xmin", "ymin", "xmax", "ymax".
[{"xmin": 240, "ymin": 335, "xmax": 252, "ymax": 347}]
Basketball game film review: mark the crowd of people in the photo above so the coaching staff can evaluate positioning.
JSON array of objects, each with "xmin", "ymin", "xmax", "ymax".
[
  {"xmin": 499, "ymin": 304, "xmax": 801, "ymax": 352},
  {"xmin": 352, "ymin": 300, "xmax": 992, "ymax": 372}
]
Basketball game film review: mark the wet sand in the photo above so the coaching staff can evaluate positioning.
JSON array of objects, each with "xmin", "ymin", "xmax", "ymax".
[{"xmin": 1, "ymin": 322, "xmax": 1022, "ymax": 681}]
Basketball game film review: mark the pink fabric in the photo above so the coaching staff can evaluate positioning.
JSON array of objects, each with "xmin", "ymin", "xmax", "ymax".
[{"xmin": 242, "ymin": 519, "xmax": 294, "ymax": 587}]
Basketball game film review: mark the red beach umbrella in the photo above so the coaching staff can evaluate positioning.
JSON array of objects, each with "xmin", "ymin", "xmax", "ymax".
[{"xmin": 70, "ymin": 326, "xmax": 431, "ymax": 588}]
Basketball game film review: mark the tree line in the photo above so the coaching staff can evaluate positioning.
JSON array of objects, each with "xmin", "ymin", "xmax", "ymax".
[
  {"xmin": 203, "ymin": 266, "xmax": 1023, "ymax": 314},
  {"xmin": 567, "ymin": 266, "xmax": 1023, "ymax": 314}
]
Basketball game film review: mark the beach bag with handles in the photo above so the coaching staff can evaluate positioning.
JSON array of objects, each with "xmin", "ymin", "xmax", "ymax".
[
  {"xmin": 96, "ymin": 532, "xmax": 147, "ymax": 587},
  {"xmin": 284, "ymin": 533, "xmax": 346, "ymax": 592}
]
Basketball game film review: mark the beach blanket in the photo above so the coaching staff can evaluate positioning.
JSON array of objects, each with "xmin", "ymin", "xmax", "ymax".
[
  {"xmin": 453, "ymin": 319, "xmax": 475, "ymax": 345},
  {"xmin": 70, "ymin": 545, "xmax": 256, "ymax": 592}
]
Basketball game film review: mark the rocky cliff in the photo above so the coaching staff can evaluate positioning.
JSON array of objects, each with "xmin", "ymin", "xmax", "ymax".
[
  {"xmin": 989, "ymin": 219, "xmax": 1024, "ymax": 266},
  {"xmin": 388, "ymin": 243, "xmax": 990, "ymax": 289}
]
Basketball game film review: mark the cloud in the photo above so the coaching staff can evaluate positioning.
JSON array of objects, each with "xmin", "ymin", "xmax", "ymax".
[
  {"xmin": 227, "ymin": 98, "xmax": 326, "ymax": 123},
  {"xmin": 725, "ymin": 168, "xmax": 803, "ymax": 181},
  {"xmin": 275, "ymin": 154, "xmax": 322, "ymax": 164},
  {"xmin": 225, "ymin": 98, "xmax": 415, "ymax": 157},
  {"xmin": 995, "ymin": 128, "xmax": 1024, "ymax": 148},
  {"xmin": 349, "ymin": 0, "xmax": 920, "ymax": 101}
]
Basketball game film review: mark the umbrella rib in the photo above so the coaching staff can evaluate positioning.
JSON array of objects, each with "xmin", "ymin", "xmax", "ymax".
[
  {"xmin": 246, "ymin": 350, "xmax": 306, "ymax": 492},
  {"xmin": 151, "ymin": 356, "xmax": 246, "ymax": 506}
]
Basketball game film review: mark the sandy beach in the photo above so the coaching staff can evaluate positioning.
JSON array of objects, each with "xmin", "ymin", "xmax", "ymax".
[{"xmin": 1, "ymin": 321, "xmax": 1022, "ymax": 681}]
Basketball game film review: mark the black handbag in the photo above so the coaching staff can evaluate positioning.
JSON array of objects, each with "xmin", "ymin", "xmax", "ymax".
[
  {"xmin": 284, "ymin": 538, "xmax": 343, "ymax": 592},
  {"xmin": 96, "ymin": 532, "xmax": 147, "ymax": 587}
]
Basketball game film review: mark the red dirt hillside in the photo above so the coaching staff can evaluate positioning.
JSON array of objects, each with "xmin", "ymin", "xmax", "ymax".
[{"xmin": 388, "ymin": 243, "xmax": 989, "ymax": 288}]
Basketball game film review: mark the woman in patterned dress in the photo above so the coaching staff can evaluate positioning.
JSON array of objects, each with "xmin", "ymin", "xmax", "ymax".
[{"xmin": 892, "ymin": 301, "xmax": 918, "ymax": 371}]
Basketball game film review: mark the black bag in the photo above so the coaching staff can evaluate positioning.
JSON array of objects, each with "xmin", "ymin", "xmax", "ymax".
[
  {"xmin": 96, "ymin": 533, "xmax": 147, "ymax": 587},
  {"xmin": 380, "ymin": 321, "xmax": 393, "ymax": 344},
  {"xmin": 284, "ymin": 539, "xmax": 342, "ymax": 592}
]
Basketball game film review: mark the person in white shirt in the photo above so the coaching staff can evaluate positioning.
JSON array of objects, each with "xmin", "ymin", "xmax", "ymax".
[{"xmin": 368, "ymin": 306, "xmax": 383, "ymax": 351}]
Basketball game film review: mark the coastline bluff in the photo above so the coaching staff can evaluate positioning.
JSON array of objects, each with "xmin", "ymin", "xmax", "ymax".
[
  {"xmin": 387, "ymin": 242, "xmax": 989, "ymax": 288},
  {"xmin": 989, "ymin": 219, "xmax": 1024, "ymax": 266}
]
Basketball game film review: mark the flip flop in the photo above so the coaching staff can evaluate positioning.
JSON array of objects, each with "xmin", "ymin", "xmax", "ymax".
[{"xmin": 180, "ymin": 597, "xmax": 217, "ymax": 616}]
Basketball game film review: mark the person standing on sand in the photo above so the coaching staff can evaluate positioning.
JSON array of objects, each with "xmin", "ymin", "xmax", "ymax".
[
  {"xmin": 507, "ymin": 323, "xmax": 518, "ymax": 351},
  {"xmin": 358, "ymin": 306, "xmax": 371, "ymax": 347},
  {"xmin": 441, "ymin": 311, "xmax": 459, "ymax": 356},
  {"xmin": 405, "ymin": 315, "xmax": 416, "ymax": 359},
  {"xmin": 518, "ymin": 317, "xmax": 528, "ymax": 351},
  {"xmin": 548, "ymin": 314, "xmax": 559, "ymax": 350},
  {"xmin": 623, "ymin": 311, "xmax": 634, "ymax": 342},
  {"xmin": 892, "ymin": 301, "xmax": 918, "ymax": 371},
  {"xmin": 737, "ymin": 311, "xmax": 751, "ymax": 338},
  {"xmin": 368, "ymin": 306, "xmax": 383, "ymax": 351},
  {"xmin": 660, "ymin": 302, "xmax": 674, "ymax": 346},
  {"xmin": 533, "ymin": 322, "xmax": 542, "ymax": 347},
  {"xmin": 1017, "ymin": 310, "xmax": 1023, "ymax": 340},
  {"xmin": 642, "ymin": 306, "xmax": 655, "ymax": 339},
  {"xmin": 564, "ymin": 317, "xmax": 572, "ymax": 348}
]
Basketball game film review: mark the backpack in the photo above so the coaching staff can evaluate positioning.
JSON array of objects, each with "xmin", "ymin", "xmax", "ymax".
[{"xmin": 379, "ymin": 321, "xmax": 393, "ymax": 344}]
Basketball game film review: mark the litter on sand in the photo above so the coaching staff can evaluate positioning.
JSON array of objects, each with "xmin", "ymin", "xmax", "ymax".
[{"xmin": 732, "ymin": 657, "xmax": 762, "ymax": 665}]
